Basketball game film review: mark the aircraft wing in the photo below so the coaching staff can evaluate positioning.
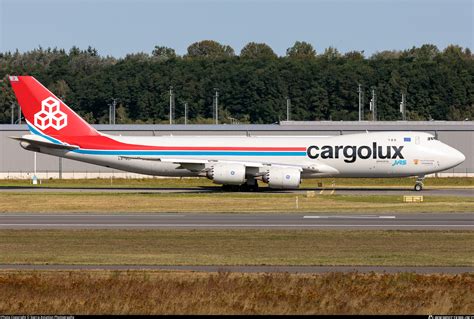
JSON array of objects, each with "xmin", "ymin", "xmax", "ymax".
[
  {"xmin": 118, "ymin": 156, "xmax": 338, "ymax": 175},
  {"xmin": 9, "ymin": 135, "xmax": 79, "ymax": 150}
]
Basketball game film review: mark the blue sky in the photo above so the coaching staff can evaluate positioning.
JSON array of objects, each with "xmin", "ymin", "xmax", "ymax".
[{"xmin": 0, "ymin": 0, "xmax": 472, "ymax": 57}]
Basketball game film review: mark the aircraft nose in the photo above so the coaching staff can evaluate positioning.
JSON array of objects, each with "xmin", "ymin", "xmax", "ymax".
[
  {"xmin": 448, "ymin": 147, "xmax": 466, "ymax": 167},
  {"xmin": 438, "ymin": 145, "xmax": 466, "ymax": 170},
  {"xmin": 450, "ymin": 148, "xmax": 465, "ymax": 166}
]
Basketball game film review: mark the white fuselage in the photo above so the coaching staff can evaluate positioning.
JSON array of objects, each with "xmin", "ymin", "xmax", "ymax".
[
  {"xmin": 38, "ymin": 131, "xmax": 465, "ymax": 179},
  {"xmin": 11, "ymin": 76, "xmax": 466, "ymax": 187}
]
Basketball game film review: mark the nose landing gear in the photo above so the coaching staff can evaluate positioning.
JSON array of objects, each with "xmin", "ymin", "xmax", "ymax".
[{"xmin": 414, "ymin": 176, "xmax": 425, "ymax": 191}]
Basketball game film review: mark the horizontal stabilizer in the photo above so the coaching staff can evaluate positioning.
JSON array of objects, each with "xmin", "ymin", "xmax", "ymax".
[{"xmin": 9, "ymin": 136, "xmax": 79, "ymax": 150}]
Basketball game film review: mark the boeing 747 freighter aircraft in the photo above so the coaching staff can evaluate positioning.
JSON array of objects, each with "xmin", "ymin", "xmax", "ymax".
[{"xmin": 9, "ymin": 76, "xmax": 465, "ymax": 191}]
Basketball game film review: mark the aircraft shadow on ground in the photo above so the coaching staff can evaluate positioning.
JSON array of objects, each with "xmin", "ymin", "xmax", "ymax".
[{"xmin": 0, "ymin": 185, "xmax": 467, "ymax": 196}]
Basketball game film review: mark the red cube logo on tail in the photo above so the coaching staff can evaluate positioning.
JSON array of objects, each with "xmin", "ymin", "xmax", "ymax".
[{"xmin": 34, "ymin": 97, "xmax": 68, "ymax": 130}]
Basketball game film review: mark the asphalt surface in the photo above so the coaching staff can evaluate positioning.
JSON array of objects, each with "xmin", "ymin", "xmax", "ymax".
[
  {"xmin": 0, "ymin": 264, "xmax": 471, "ymax": 274},
  {"xmin": 0, "ymin": 213, "xmax": 472, "ymax": 230},
  {"xmin": 0, "ymin": 186, "xmax": 472, "ymax": 196}
]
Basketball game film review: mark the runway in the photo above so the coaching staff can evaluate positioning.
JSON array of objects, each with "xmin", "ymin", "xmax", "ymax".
[
  {"xmin": 0, "ymin": 186, "xmax": 473, "ymax": 196},
  {"xmin": 0, "ymin": 213, "xmax": 472, "ymax": 230},
  {"xmin": 0, "ymin": 264, "xmax": 471, "ymax": 274}
]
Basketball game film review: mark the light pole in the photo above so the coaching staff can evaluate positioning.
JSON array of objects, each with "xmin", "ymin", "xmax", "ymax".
[
  {"xmin": 109, "ymin": 98, "xmax": 116, "ymax": 125},
  {"xmin": 214, "ymin": 88, "xmax": 219, "ymax": 125},
  {"xmin": 400, "ymin": 92, "xmax": 406, "ymax": 121},
  {"xmin": 286, "ymin": 97, "xmax": 291, "ymax": 121},
  {"xmin": 11, "ymin": 103, "xmax": 14, "ymax": 124},
  {"xmin": 169, "ymin": 86, "xmax": 174, "ymax": 125},
  {"xmin": 358, "ymin": 84, "xmax": 363, "ymax": 121},
  {"xmin": 32, "ymin": 152, "xmax": 38, "ymax": 185},
  {"xmin": 369, "ymin": 88, "xmax": 376, "ymax": 121},
  {"xmin": 184, "ymin": 102, "xmax": 188, "ymax": 125}
]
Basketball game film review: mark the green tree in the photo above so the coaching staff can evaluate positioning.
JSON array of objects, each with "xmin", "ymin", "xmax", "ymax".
[
  {"xmin": 152, "ymin": 46, "xmax": 177, "ymax": 60},
  {"xmin": 48, "ymin": 79, "xmax": 71, "ymax": 101},
  {"xmin": 370, "ymin": 50, "xmax": 402, "ymax": 60},
  {"xmin": 116, "ymin": 104, "xmax": 132, "ymax": 124},
  {"xmin": 286, "ymin": 41, "xmax": 316, "ymax": 58},
  {"xmin": 443, "ymin": 44, "xmax": 467, "ymax": 59},
  {"xmin": 240, "ymin": 42, "xmax": 277, "ymax": 59},
  {"xmin": 0, "ymin": 43, "xmax": 472, "ymax": 124},
  {"xmin": 405, "ymin": 44, "xmax": 439, "ymax": 61},
  {"xmin": 186, "ymin": 40, "xmax": 235, "ymax": 58},
  {"xmin": 321, "ymin": 46, "xmax": 341, "ymax": 60},
  {"xmin": 344, "ymin": 51, "xmax": 365, "ymax": 61}
]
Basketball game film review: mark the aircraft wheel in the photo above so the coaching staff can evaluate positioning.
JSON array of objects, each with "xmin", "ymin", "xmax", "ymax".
[
  {"xmin": 414, "ymin": 183, "xmax": 423, "ymax": 191},
  {"xmin": 242, "ymin": 179, "xmax": 259, "ymax": 192},
  {"xmin": 222, "ymin": 184, "xmax": 237, "ymax": 192},
  {"xmin": 248, "ymin": 182, "xmax": 259, "ymax": 192},
  {"xmin": 238, "ymin": 184, "xmax": 248, "ymax": 192},
  {"xmin": 238, "ymin": 183, "xmax": 259, "ymax": 192}
]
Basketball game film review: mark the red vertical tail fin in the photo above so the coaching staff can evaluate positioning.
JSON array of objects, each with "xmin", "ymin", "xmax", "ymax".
[{"xmin": 9, "ymin": 76, "xmax": 99, "ymax": 138}]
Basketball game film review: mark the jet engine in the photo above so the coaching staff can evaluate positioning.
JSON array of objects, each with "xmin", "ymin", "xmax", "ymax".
[
  {"xmin": 207, "ymin": 163, "xmax": 246, "ymax": 185},
  {"xmin": 262, "ymin": 166, "xmax": 301, "ymax": 189}
]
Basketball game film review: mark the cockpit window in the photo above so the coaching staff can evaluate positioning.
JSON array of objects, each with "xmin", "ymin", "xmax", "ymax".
[{"xmin": 427, "ymin": 137, "xmax": 437, "ymax": 141}]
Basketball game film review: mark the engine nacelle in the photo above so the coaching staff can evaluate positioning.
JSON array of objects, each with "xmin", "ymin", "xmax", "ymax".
[
  {"xmin": 207, "ymin": 163, "xmax": 246, "ymax": 185},
  {"xmin": 262, "ymin": 166, "xmax": 301, "ymax": 189}
]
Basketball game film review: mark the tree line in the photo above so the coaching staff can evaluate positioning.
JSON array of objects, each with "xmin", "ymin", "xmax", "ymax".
[{"xmin": 0, "ymin": 41, "xmax": 472, "ymax": 124}]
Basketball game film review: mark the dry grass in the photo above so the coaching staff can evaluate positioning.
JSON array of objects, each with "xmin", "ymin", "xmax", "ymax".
[
  {"xmin": 0, "ymin": 270, "xmax": 472, "ymax": 314},
  {"xmin": 0, "ymin": 230, "xmax": 472, "ymax": 266},
  {"xmin": 310, "ymin": 177, "xmax": 474, "ymax": 187},
  {"xmin": 1, "ymin": 176, "xmax": 472, "ymax": 188},
  {"xmin": 0, "ymin": 192, "xmax": 473, "ymax": 213}
]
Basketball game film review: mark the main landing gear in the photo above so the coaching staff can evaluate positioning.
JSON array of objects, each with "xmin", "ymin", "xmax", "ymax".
[
  {"xmin": 414, "ymin": 176, "xmax": 425, "ymax": 191},
  {"xmin": 222, "ymin": 179, "xmax": 259, "ymax": 192}
]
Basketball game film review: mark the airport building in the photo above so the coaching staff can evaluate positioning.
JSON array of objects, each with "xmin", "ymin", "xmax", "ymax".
[{"xmin": 0, "ymin": 121, "xmax": 472, "ymax": 179}]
